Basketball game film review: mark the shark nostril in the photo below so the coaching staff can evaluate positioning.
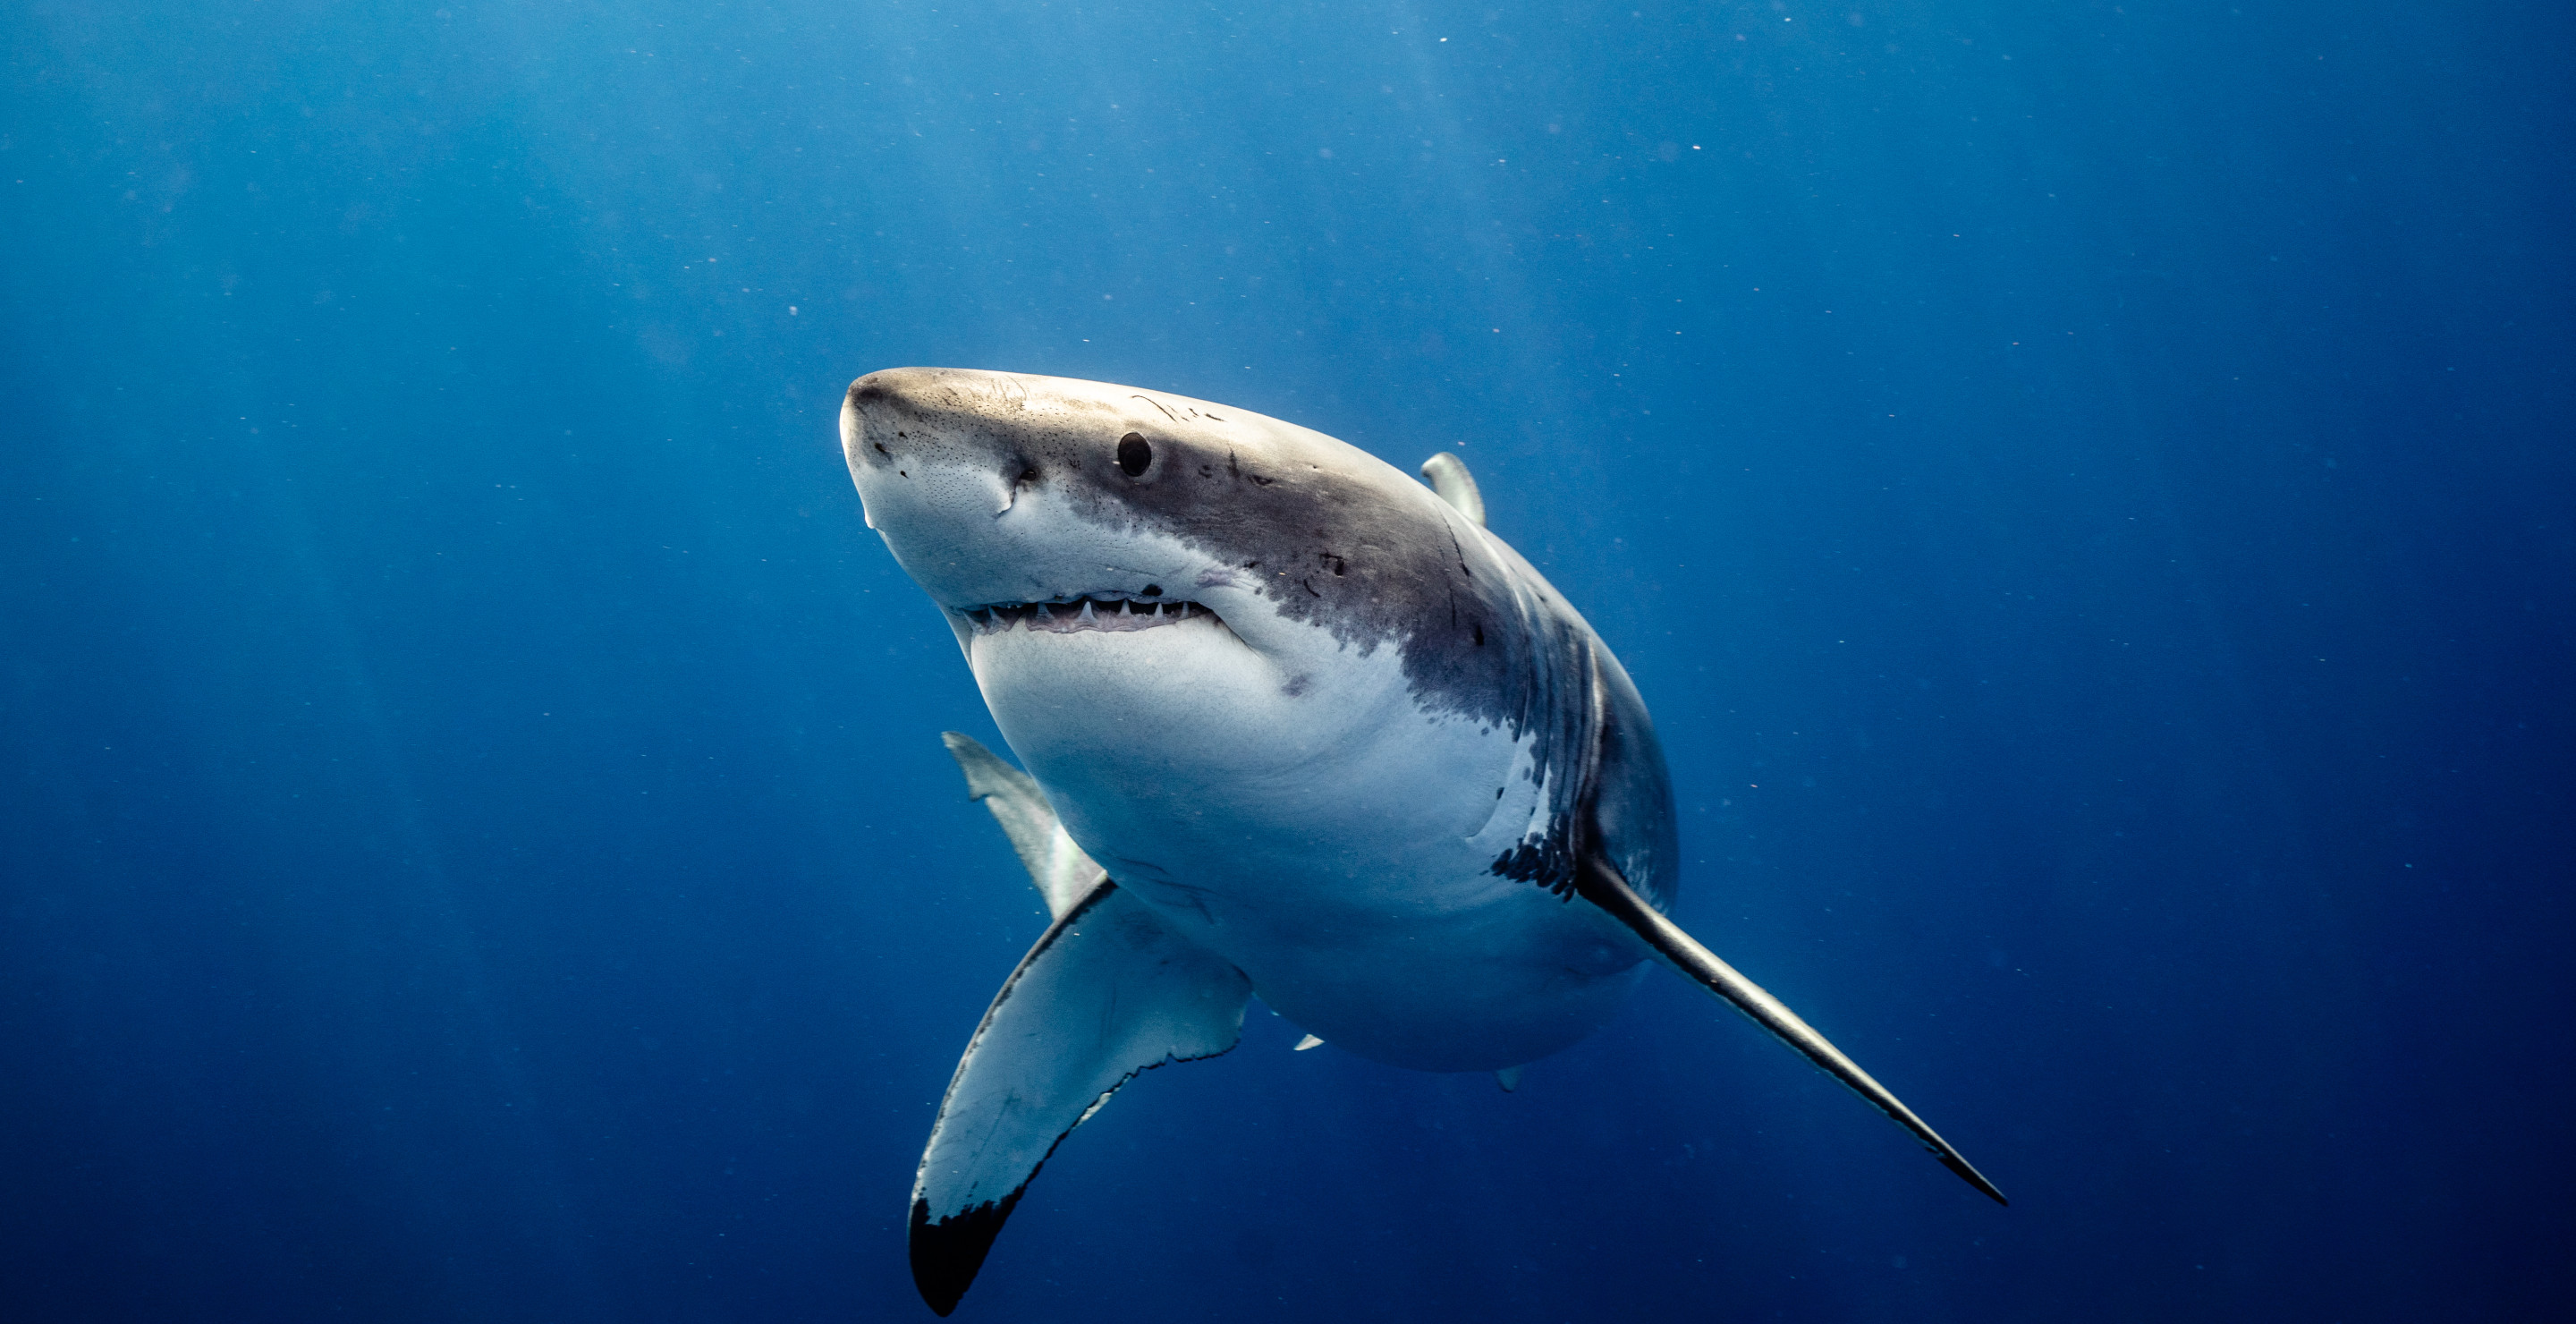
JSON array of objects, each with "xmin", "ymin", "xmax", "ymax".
[{"xmin": 1117, "ymin": 432, "xmax": 1153, "ymax": 478}]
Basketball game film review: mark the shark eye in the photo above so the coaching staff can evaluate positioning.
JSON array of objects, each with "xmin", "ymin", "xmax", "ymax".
[{"xmin": 1116, "ymin": 432, "xmax": 1153, "ymax": 477}]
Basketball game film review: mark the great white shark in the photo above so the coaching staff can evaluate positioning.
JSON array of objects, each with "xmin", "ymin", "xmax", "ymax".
[{"xmin": 838, "ymin": 367, "xmax": 2003, "ymax": 1314}]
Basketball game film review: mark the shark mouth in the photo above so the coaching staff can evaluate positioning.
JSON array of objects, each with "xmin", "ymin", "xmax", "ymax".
[{"xmin": 961, "ymin": 594, "xmax": 1224, "ymax": 637}]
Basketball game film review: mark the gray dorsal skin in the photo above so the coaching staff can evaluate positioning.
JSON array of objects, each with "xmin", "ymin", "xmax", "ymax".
[{"xmin": 839, "ymin": 369, "xmax": 2003, "ymax": 1313}]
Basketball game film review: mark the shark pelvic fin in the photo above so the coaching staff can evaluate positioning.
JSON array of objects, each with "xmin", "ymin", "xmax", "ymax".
[
  {"xmin": 942, "ymin": 731, "xmax": 1105, "ymax": 921},
  {"xmin": 1573, "ymin": 852, "xmax": 2008, "ymax": 1207},
  {"xmin": 1419, "ymin": 452, "xmax": 1487, "ymax": 527},
  {"xmin": 910, "ymin": 882, "xmax": 1253, "ymax": 1314}
]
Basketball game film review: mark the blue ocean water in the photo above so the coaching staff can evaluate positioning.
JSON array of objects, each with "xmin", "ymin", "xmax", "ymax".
[{"xmin": 5, "ymin": 1, "xmax": 2571, "ymax": 1319}]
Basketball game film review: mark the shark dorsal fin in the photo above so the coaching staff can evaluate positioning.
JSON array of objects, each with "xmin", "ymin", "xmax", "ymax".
[{"xmin": 1419, "ymin": 453, "xmax": 1486, "ymax": 527}]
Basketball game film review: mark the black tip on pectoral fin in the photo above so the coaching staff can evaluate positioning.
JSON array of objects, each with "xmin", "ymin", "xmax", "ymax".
[{"xmin": 911, "ymin": 1193, "xmax": 1021, "ymax": 1316}]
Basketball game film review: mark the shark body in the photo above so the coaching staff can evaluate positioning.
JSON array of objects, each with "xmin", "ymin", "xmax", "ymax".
[{"xmin": 837, "ymin": 368, "xmax": 2002, "ymax": 1314}]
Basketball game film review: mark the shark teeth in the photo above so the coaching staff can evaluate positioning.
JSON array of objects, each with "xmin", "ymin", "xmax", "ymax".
[{"xmin": 962, "ymin": 594, "xmax": 1216, "ymax": 637}]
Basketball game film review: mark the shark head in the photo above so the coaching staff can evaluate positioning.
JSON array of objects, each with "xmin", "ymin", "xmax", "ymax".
[{"xmin": 839, "ymin": 368, "xmax": 1547, "ymax": 870}]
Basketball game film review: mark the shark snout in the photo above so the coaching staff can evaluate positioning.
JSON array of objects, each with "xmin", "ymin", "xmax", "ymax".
[
  {"xmin": 843, "ymin": 369, "xmax": 979, "ymax": 472},
  {"xmin": 839, "ymin": 371, "xmax": 1199, "ymax": 623},
  {"xmin": 841, "ymin": 369, "xmax": 1076, "ymax": 518}
]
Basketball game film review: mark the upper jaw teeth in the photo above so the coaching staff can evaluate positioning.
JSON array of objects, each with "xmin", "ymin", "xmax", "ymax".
[{"xmin": 960, "ymin": 593, "xmax": 1213, "ymax": 636}]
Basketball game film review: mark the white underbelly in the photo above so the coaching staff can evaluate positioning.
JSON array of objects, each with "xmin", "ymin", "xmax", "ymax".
[
  {"xmin": 974, "ymin": 619, "xmax": 1648, "ymax": 1070},
  {"xmin": 1123, "ymin": 853, "xmax": 1648, "ymax": 1072}
]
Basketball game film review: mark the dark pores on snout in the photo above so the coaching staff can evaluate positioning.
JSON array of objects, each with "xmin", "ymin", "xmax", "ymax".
[
  {"xmin": 848, "ymin": 372, "xmax": 1180, "ymax": 501},
  {"xmin": 847, "ymin": 371, "xmax": 1132, "ymax": 488}
]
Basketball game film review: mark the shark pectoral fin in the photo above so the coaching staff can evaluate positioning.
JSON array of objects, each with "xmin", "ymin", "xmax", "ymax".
[
  {"xmin": 942, "ymin": 731, "xmax": 1106, "ymax": 921},
  {"xmin": 910, "ymin": 882, "xmax": 1252, "ymax": 1315},
  {"xmin": 1419, "ymin": 452, "xmax": 1487, "ymax": 527},
  {"xmin": 1575, "ymin": 853, "xmax": 2009, "ymax": 1207},
  {"xmin": 1495, "ymin": 1065, "xmax": 1523, "ymax": 1092}
]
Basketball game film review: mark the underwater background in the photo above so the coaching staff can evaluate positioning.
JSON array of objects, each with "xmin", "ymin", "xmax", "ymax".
[{"xmin": 5, "ymin": 1, "xmax": 2571, "ymax": 1320}]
